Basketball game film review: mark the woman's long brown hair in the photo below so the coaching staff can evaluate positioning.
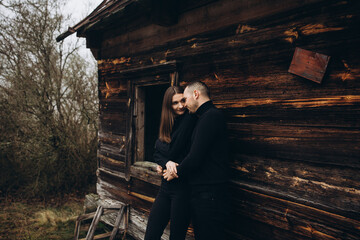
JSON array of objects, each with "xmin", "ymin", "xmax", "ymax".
[{"xmin": 159, "ymin": 86, "xmax": 184, "ymax": 143}]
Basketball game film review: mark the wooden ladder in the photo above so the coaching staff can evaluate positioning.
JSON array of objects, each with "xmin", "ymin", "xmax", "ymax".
[{"xmin": 74, "ymin": 203, "xmax": 128, "ymax": 240}]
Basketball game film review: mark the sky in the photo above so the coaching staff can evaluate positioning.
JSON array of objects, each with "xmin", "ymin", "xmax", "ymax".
[
  {"xmin": 62, "ymin": 0, "xmax": 103, "ymax": 60},
  {"xmin": 64, "ymin": 0, "xmax": 103, "ymax": 23}
]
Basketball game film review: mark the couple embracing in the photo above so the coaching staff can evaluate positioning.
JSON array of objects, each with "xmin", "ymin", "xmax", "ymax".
[{"xmin": 145, "ymin": 81, "xmax": 229, "ymax": 240}]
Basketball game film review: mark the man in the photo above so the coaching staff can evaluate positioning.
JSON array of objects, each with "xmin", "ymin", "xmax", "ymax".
[{"xmin": 164, "ymin": 81, "xmax": 229, "ymax": 240}]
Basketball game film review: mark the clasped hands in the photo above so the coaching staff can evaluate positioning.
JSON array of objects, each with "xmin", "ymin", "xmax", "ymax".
[{"xmin": 156, "ymin": 161, "xmax": 178, "ymax": 181}]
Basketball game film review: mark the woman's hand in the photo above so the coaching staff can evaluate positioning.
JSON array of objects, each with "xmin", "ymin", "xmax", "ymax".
[
  {"xmin": 156, "ymin": 165, "xmax": 163, "ymax": 176},
  {"xmin": 165, "ymin": 161, "xmax": 178, "ymax": 176},
  {"xmin": 163, "ymin": 169, "xmax": 178, "ymax": 181}
]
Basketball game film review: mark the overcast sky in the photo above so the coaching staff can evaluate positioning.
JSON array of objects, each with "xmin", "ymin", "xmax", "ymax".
[
  {"xmin": 62, "ymin": 0, "xmax": 103, "ymax": 60},
  {"xmin": 64, "ymin": 0, "xmax": 103, "ymax": 22}
]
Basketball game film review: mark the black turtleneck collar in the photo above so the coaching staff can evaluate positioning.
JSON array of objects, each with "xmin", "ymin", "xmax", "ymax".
[{"xmin": 195, "ymin": 100, "xmax": 213, "ymax": 117}]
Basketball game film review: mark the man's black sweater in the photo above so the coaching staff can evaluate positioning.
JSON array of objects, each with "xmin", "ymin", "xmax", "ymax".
[{"xmin": 177, "ymin": 101, "xmax": 228, "ymax": 185}]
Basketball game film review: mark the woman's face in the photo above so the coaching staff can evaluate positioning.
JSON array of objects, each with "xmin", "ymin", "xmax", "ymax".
[{"xmin": 171, "ymin": 93, "xmax": 186, "ymax": 116}]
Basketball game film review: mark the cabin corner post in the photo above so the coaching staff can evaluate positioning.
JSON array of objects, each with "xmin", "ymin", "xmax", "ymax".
[{"xmin": 96, "ymin": 67, "xmax": 103, "ymax": 172}]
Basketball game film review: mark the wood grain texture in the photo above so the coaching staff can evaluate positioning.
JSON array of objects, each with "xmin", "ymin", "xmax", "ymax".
[
  {"xmin": 231, "ymin": 182, "xmax": 360, "ymax": 240},
  {"xmin": 288, "ymin": 47, "xmax": 330, "ymax": 83},
  {"xmin": 88, "ymin": 0, "xmax": 360, "ymax": 239}
]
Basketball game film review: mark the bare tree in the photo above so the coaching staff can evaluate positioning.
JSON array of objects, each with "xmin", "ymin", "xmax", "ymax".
[{"xmin": 0, "ymin": 0, "xmax": 98, "ymax": 198}]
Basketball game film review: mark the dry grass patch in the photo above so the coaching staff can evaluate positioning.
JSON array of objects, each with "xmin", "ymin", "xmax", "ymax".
[{"xmin": 0, "ymin": 197, "xmax": 84, "ymax": 240}]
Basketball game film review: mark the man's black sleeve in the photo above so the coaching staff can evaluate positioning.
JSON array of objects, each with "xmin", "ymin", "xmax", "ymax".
[{"xmin": 176, "ymin": 110, "xmax": 223, "ymax": 176}]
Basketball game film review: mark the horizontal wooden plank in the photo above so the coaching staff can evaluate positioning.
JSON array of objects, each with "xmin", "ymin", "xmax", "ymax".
[
  {"xmin": 215, "ymin": 95, "xmax": 360, "ymax": 109},
  {"xmin": 227, "ymin": 123, "xmax": 360, "ymax": 167},
  {"xmin": 100, "ymin": 0, "xmax": 338, "ymax": 57},
  {"xmin": 231, "ymin": 181, "xmax": 360, "ymax": 240},
  {"xmin": 98, "ymin": 154, "xmax": 125, "ymax": 172},
  {"xmin": 99, "ymin": 143, "xmax": 126, "ymax": 160},
  {"xmin": 130, "ymin": 165, "xmax": 162, "ymax": 187},
  {"xmin": 97, "ymin": 57, "xmax": 160, "ymax": 75},
  {"xmin": 97, "ymin": 167, "xmax": 127, "ymax": 187},
  {"xmin": 99, "ymin": 113, "xmax": 127, "ymax": 135},
  {"xmin": 97, "ymin": 178, "xmax": 153, "ymax": 212},
  {"xmin": 98, "ymin": 61, "xmax": 177, "ymax": 81},
  {"xmin": 130, "ymin": 177, "xmax": 159, "ymax": 200},
  {"xmin": 229, "ymin": 140, "xmax": 359, "ymax": 169},
  {"xmin": 99, "ymin": 132, "xmax": 126, "ymax": 146},
  {"xmin": 97, "ymin": 167, "xmax": 160, "ymax": 206},
  {"xmin": 99, "ymin": 99, "xmax": 128, "ymax": 113},
  {"xmin": 181, "ymin": 56, "xmax": 360, "ymax": 99},
  {"xmin": 128, "ymin": 191, "xmax": 155, "ymax": 203},
  {"xmin": 228, "ymin": 123, "xmax": 360, "ymax": 146},
  {"xmin": 223, "ymin": 105, "xmax": 360, "ymax": 128},
  {"xmin": 99, "ymin": 80, "xmax": 128, "ymax": 99},
  {"xmin": 98, "ymin": 0, "xmax": 359, "ymax": 67},
  {"xmin": 230, "ymin": 154, "xmax": 360, "ymax": 220},
  {"xmin": 98, "ymin": 58, "xmax": 133, "ymax": 72}
]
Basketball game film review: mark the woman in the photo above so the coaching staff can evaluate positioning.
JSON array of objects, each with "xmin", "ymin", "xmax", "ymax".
[{"xmin": 144, "ymin": 86, "xmax": 197, "ymax": 240}]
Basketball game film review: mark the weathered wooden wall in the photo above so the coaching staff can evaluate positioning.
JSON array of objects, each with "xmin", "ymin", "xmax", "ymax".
[{"xmin": 92, "ymin": 0, "xmax": 360, "ymax": 239}]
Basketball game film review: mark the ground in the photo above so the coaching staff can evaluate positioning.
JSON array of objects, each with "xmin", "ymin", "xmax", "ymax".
[
  {"xmin": 0, "ymin": 195, "xmax": 84, "ymax": 240},
  {"xmin": 0, "ymin": 193, "xmax": 132, "ymax": 240}
]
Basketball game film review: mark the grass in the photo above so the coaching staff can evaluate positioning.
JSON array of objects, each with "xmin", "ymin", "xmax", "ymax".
[{"xmin": 0, "ymin": 196, "xmax": 85, "ymax": 240}]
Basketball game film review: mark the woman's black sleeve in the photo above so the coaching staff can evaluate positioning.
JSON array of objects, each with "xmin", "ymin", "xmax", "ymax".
[
  {"xmin": 168, "ymin": 113, "xmax": 197, "ymax": 161},
  {"xmin": 153, "ymin": 139, "xmax": 169, "ymax": 169}
]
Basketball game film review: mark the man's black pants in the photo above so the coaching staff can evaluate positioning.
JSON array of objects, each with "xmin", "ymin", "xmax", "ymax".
[{"xmin": 190, "ymin": 183, "xmax": 229, "ymax": 240}]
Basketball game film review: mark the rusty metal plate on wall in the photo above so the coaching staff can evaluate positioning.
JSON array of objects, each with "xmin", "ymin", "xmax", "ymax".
[{"xmin": 288, "ymin": 47, "xmax": 330, "ymax": 84}]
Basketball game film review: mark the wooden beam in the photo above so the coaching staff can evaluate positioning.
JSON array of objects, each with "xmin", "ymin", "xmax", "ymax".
[
  {"xmin": 130, "ymin": 165, "xmax": 161, "ymax": 186},
  {"xmin": 129, "ymin": 191, "xmax": 155, "ymax": 203},
  {"xmin": 150, "ymin": 0, "xmax": 179, "ymax": 26},
  {"xmin": 231, "ymin": 181, "xmax": 360, "ymax": 240}
]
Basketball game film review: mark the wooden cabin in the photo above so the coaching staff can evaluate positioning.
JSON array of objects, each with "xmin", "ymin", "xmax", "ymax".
[{"xmin": 57, "ymin": 0, "xmax": 360, "ymax": 239}]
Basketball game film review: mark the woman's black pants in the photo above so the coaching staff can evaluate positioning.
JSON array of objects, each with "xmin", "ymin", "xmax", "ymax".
[{"xmin": 144, "ymin": 179, "xmax": 190, "ymax": 240}]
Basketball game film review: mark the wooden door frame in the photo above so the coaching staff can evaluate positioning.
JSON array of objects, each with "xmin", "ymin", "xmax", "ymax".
[{"xmin": 124, "ymin": 61, "xmax": 180, "ymax": 181}]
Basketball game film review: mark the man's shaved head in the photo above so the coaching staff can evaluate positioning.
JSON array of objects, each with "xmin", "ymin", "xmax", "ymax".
[
  {"xmin": 185, "ymin": 81, "xmax": 210, "ymax": 98},
  {"xmin": 183, "ymin": 81, "xmax": 211, "ymax": 113}
]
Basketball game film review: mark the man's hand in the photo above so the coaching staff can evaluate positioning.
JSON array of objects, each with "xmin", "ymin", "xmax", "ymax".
[
  {"xmin": 156, "ymin": 165, "xmax": 163, "ymax": 176},
  {"xmin": 165, "ymin": 161, "xmax": 178, "ymax": 176},
  {"xmin": 163, "ymin": 169, "xmax": 178, "ymax": 181}
]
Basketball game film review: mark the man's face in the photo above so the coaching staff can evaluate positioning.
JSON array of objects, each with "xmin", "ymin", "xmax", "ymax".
[{"xmin": 183, "ymin": 87, "xmax": 198, "ymax": 113}]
